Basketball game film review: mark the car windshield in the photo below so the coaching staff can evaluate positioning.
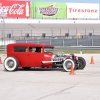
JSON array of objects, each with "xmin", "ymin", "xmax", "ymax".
[{"xmin": 44, "ymin": 48, "xmax": 54, "ymax": 53}]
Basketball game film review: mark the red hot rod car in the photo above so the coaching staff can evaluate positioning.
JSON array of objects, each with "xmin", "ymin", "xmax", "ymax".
[{"xmin": 4, "ymin": 43, "xmax": 86, "ymax": 72}]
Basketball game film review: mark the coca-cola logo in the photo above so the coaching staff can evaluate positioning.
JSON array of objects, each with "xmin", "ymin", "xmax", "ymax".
[
  {"xmin": 0, "ymin": 3, "xmax": 25, "ymax": 15},
  {"xmin": 38, "ymin": 4, "xmax": 59, "ymax": 16}
]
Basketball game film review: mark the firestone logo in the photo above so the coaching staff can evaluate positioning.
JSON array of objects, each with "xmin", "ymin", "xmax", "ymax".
[
  {"xmin": 38, "ymin": 3, "xmax": 59, "ymax": 16},
  {"xmin": 69, "ymin": 8, "xmax": 97, "ymax": 13}
]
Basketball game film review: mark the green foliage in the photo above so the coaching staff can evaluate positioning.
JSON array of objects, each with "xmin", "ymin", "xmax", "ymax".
[
  {"xmin": 53, "ymin": 50, "xmax": 100, "ymax": 54},
  {"xmin": 0, "ymin": 45, "xmax": 4, "ymax": 48},
  {"xmin": 0, "ymin": 50, "xmax": 100, "ymax": 54}
]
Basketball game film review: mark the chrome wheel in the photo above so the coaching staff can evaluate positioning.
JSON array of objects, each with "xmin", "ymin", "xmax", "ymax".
[
  {"xmin": 4, "ymin": 57, "xmax": 18, "ymax": 71},
  {"xmin": 63, "ymin": 59, "xmax": 75, "ymax": 72},
  {"xmin": 7, "ymin": 60, "xmax": 14, "ymax": 68}
]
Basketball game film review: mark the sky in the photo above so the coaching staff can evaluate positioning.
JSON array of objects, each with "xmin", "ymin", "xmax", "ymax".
[
  {"xmin": 31, "ymin": 0, "xmax": 100, "ymax": 4},
  {"xmin": 4, "ymin": 0, "xmax": 100, "ymax": 4}
]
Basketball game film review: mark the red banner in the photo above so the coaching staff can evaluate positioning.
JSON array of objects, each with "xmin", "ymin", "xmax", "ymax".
[{"xmin": 0, "ymin": 1, "xmax": 30, "ymax": 18}]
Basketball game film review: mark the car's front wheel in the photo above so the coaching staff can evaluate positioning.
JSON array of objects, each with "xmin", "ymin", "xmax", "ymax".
[
  {"xmin": 63, "ymin": 59, "xmax": 75, "ymax": 72},
  {"xmin": 4, "ymin": 56, "xmax": 18, "ymax": 72}
]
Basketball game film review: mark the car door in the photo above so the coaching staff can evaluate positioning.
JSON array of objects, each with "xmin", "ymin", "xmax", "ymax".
[
  {"xmin": 13, "ymin": 46, "xmax": 29, "ymax": 67},
  {"xmin": 28, "ymin": 47, "xmax": 43, "ymax": 67}
]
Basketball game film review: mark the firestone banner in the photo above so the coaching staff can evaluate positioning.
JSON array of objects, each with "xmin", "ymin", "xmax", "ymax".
[
  {"xmin": 66, "ymin": 3, "xmax": 99, "ymax": 19},
  {"xmin": 0, "ymin": 1, "xmax": 30, "ymax": 18},
  {"xmin": 31, "ymin": 2, "xmax": 66, "ymax": 18}
]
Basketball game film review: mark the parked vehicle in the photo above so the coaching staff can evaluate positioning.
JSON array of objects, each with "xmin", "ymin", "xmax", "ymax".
[{"xmin": 4, "ymin": 43, "xmax": 86, "ymax": 72}]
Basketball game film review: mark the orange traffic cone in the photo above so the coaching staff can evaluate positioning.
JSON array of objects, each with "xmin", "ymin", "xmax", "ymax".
[
  {"xmin": 69, "ymin": 64, "xmax": 75, "ymax": 75},
  {"xmin": 0, "ymin": 57, "xmax": 2, "ymax": 64},
  {"xmin": 90, "ymin": 56, "xmax": 94, "ymax": 64}
]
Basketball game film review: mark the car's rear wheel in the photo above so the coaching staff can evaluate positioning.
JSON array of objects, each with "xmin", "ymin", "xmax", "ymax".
[
  {"xmin": 77, "ymin": 57, "xmax": 86, "ymax": 69},
  {"xmin": 4, "ymin": 57, "xmax": 18, "ymax": 72},
  {"xmin": 63, "ymin": 59, "xmax": 75, "ymax": 72}
]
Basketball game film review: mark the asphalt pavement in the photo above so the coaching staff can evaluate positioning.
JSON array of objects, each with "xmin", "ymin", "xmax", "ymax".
[{"xmin": 0, "ymin": 54, "xmax": 100, "ymax": 100}]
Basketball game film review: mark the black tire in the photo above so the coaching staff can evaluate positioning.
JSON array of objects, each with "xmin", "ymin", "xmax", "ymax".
[
  {"xmin": 4, "ymin": 56, "xmax": 18, "ymax": 72},
  {"xmin": 22, "ymin": 67, "xmax": 31, "ymax": 70},
  {"xmin": 63, "ymin": 59, "xmax": 75, "ymax": 72},
  {"xmin": 77, "ymin": 57, "xmax": 86, "ymax": 69}
]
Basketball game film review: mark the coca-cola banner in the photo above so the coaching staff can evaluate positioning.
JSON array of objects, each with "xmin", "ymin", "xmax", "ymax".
[{"xmin": 0, "ymin": 1, "xmax": 30, "ymax": 18}]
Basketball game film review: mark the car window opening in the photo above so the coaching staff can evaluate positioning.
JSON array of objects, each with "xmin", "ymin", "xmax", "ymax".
[{"xmin": 29, "ymin": 47, "xmax": 42, "ymax": 53}]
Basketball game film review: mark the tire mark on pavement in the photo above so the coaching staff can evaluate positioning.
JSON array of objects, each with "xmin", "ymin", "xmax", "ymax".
[{"xmin": 36, "ymin": 81, "xmax": 83, "ymax": 100}]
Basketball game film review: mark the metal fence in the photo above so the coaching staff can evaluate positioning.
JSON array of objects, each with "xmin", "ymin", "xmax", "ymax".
[
  {"xmin": 15, "ymin": 38, "xmax": 100, "ymax": 46},
  {"xmin": 1, "ymin": 37, "xmax": 100, "ymax": 47},
  {"xmin": 0, "ymin": 25, "xmax": 100, "ymax": 46}
]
